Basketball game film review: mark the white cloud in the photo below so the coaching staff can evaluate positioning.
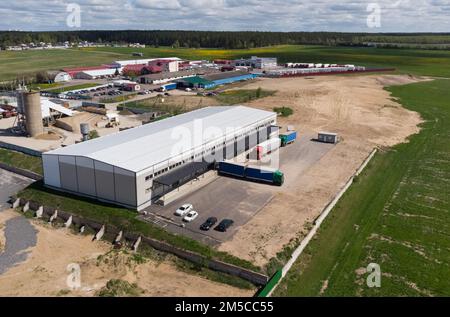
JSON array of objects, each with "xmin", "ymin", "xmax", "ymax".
[{"xmin": 0, "ymin": 0, "xmax": 448, "ymax": 32}]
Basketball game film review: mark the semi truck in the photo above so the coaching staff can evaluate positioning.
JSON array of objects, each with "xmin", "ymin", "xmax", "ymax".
[
  {"xmin": 279, "ymin": 131, "xmax": 297, "ymax": 147},
  {"xmin": 218, "ymin": 162, "xmax": 284, "ymax": 186},
  {"xmin": 256, "ymin": 138, "xmax": 281, "ymax": 160}
]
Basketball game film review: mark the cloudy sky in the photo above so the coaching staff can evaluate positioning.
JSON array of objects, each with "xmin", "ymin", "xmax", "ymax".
[{"xmin": 0, "ymin": 0, "xmax": 449, "ymax": 32}]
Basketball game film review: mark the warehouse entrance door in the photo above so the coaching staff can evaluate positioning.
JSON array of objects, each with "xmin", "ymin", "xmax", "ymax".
[{"xmin": 151, "ymin": 160, "xmax": 212, "ymax": 201}]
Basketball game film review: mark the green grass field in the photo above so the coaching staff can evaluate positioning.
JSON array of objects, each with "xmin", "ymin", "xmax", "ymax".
[
  {"xmin": 46, "ymin": 83, "xmax": 100, "ymax": 93},
  {"xmin": 274, "ymin": 79, "xmax": 450, "ymax": 296},
  {"xmin": 2, "ymin": 45, "xmax": 450, "ymax": 81},
  {"xmin": 0, "ymin": 148, "xmax": 43, "ymax": 174},
  {"xmin": 0, "ymin": 48, "xmax": 127, "ymax": 81}
]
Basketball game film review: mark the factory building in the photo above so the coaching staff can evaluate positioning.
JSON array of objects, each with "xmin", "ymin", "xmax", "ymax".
[
  {"xmin": 234, "ymin": 56, "xmax": 278, "ymax": 69},
  {"xmin": 42, "ymin": 106, "xmax": 277, "ymax": 211}
]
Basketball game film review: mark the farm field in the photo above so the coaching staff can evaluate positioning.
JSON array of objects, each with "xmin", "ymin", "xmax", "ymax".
[
  {"xmin": 0, "ymin": 48, "xmax": 127, "ymax": 81},
  {"xmin": 274, "ymin": 79, "xmax": 450, "ymax": 296},
  {"xmin": 2, "ymin": 45, "xmax": 450, "ymax": 81}
]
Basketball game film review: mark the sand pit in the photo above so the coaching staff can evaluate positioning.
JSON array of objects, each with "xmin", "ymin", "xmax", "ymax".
[
  {"xmin": 218, "ymin": 74, "xmax": 425, "ymax": 266},
  {"xmin": 0, "ymin": 209, "xmax": 253, "ymax": 297}
]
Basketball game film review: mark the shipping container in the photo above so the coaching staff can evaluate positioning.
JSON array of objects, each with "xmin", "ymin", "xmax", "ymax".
[
  {"xmin": 279, "ymin": 131, "xmax": 297, "ymax": 147},
  {"xmin": 256, "ymin": 138, "xmax": 281, "ymax": 160}
]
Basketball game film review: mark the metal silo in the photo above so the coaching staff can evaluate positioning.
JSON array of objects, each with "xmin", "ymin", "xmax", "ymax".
[
  {"xmin": 80, "ymin": 123, "xmax": 90, "ymax": 141},
  {"xmin": 23, "ymin": 91, "xmax": 44, "ymax": 137}
]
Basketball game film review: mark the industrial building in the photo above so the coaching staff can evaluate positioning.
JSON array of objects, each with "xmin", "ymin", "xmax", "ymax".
[
  {"xmin": 176, "ymin": 76, "xmax": 216, "ymax": 89},
  {"xmin": 264, "ymin": 64, "xmax": 366, "ymax": 77},
  {"xmin": 42, "ymin": 106, "xmax": 277, "ymax": 211},
  {"xmin": 111, "ymin": 57, "xmax": 181, "ymax": 69},
  {"xmin": 74, "ymin": 69, "xmax": 118, "ymax": 80},
  {"xmin": 234, "ymin": 56, "xmax": 278, "ymax": 69},
  {"xmin": 202, "ymin": 71, "xmax": 259, "ymax": 86}
]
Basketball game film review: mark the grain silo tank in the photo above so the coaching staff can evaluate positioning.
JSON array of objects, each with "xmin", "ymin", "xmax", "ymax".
[
  {"xmin": 80, "ymin": 123, "xmax": 90, "ymax": 141},
  {"xmin": 16, "ymin": 90, "xmax": 25, "ymax": 114},
  {"xmin": 23, "ymin": 91, "xmax": 44, "ymax": 137}
]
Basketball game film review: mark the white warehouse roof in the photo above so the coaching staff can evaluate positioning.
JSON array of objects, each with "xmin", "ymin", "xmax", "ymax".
[
  {"xmin": 79, "ymin": 69, "xmax": 117, "ymax": 77},
  {"xmin": 45, "ymin": 106, "xmax": 276, "ymax": 173},
  {"xmin": 113, "ymin": 57, "xmax": 181, "ymax": 67}
]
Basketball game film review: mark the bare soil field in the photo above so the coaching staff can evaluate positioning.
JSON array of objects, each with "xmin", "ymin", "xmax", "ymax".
[
  {"xmin": 218, "ymin": 75, "xmax": 426, "ymax": 267},
  {"xmin": 0, "ymin": 209, "xmax": 253, "ymax": 297}
]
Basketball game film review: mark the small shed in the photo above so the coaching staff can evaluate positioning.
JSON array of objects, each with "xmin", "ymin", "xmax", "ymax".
[{"xmin": 318, "ymin": 132, "xmax": 339, "ymax": 144}]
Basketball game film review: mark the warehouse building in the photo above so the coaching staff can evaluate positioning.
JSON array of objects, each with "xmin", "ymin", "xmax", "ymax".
[
  {"xmin": 203, "ymin": 71, "xmax": 259, "ymax": 86},
  {"xmin": 111, "ymin": 57, "xmax": 181, "ymax": 69},
  {"xmin": 75, "ymin": 69, "xmax": 117, "ymax": 80},
  {"xmin": 234, "ymin": 56, "xmax": 278, "ymax": 69},
  {"xmin": 42, "ymin": 106, "xmax": 277, "ymax": 211},
  {"xmin": 176, "ymin": 76, "xmax": 216, "ymax": 89}
]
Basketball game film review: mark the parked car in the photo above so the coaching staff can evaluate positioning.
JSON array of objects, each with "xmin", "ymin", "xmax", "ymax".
[
  {"xmin": 215, "ymin": 219, "xmax": 234, "ymax": 232},
  {"xmin": 200, "ymin": 217, "xmax": 218, "ymax": 231},
  {"xmin": 183, "ymin": 211, "xmax": 199, "ymax": 223},
  {"xmin": 175, "ymin": 204, "xmax": 194, "ymax": 217}
]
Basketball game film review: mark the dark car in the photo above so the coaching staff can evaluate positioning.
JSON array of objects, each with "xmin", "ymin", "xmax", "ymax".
[
  {"xmin": 214, "ymin": 219, "xmax": 234, "ymax": 232},
  {"xmin": 200, "ymin": 217, "xmax": 218, "ymax": 231}
]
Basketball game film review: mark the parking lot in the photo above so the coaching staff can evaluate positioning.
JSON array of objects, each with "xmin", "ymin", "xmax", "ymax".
[{"xmin": 142, "ymin": 133, "xmax": 335, "ymax": 246}]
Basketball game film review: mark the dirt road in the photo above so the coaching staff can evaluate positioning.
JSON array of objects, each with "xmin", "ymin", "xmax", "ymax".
[{"xmin": 218, "ymin": 74, "xmax": 425, "ymax": 267}]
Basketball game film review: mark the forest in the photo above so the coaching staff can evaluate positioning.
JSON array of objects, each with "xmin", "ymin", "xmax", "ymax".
[{"xmin": 1, "ymin": 30, "xmax": 450, "ymax": 49}]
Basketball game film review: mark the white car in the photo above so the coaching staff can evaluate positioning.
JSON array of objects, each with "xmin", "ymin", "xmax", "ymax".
[
  {"xmin": 183, "ymin": 211, "xmax": 199, "ymax": 223},
  {"xmin": 175, "ymin": 204, "xmax": 193, "ymax": 217}
]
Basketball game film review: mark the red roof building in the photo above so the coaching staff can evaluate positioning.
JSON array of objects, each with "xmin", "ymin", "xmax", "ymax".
[
  {"xmin": 122, "ymin": 64, "xmax": 147, "ymax": 76},
  {"xmin": 142, "ymin": 65, "xmax": 163, "ymax": 74}
]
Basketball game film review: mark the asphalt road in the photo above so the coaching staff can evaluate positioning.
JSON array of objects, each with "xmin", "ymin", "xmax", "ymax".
[{"xmin": 0, "ymin": 169, "xmax": 36, "ymax": 275}]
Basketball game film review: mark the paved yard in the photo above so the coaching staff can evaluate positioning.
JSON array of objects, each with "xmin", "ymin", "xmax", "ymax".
[{"xmin": 142, "ymin": 133, "xmax": 335, "ymax": 246}]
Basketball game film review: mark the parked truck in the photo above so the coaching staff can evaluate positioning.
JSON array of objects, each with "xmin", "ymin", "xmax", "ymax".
[
  {"xmin": 256, "ymin": 138, "xmax": 281, "ymax": 160},
  {"xmin": 279, "ymin": 131, "xmax": 297, "ymax": 147},
  {"xmin": 218, "ymin": 162, "xmax": 284, "ymax": 186}
]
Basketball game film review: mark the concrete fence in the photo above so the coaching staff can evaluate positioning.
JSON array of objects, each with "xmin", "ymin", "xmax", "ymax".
[
  {"xmin": 13, "ymin": 198, "xmax": 268, "ymax": 286},
  {"xmin": 0, "ymin": 141, "xmax": 42, "ymax": 157}
]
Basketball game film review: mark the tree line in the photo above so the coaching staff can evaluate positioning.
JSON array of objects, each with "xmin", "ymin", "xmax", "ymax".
[{"xmin": 1, "ymin": 31, "xmax": 449, "ymax": 49}]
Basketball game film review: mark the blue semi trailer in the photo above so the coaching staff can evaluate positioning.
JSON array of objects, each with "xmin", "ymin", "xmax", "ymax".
[
  {"xmin": 218, "ymin": 162, "xmax": 284, "ymax": 186},
  {"xmin": 279, "ymin": 131, "xmax": 297, "ymax": 147}
]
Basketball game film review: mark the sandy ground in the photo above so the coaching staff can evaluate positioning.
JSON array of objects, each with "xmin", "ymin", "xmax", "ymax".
[
  {"xmin": 218, "ymin": 74, "xmax": 425, "ymax": 266},
  {"xmin": 0, "ymin": 209, "xmax": 253, "ymax": 297}
]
